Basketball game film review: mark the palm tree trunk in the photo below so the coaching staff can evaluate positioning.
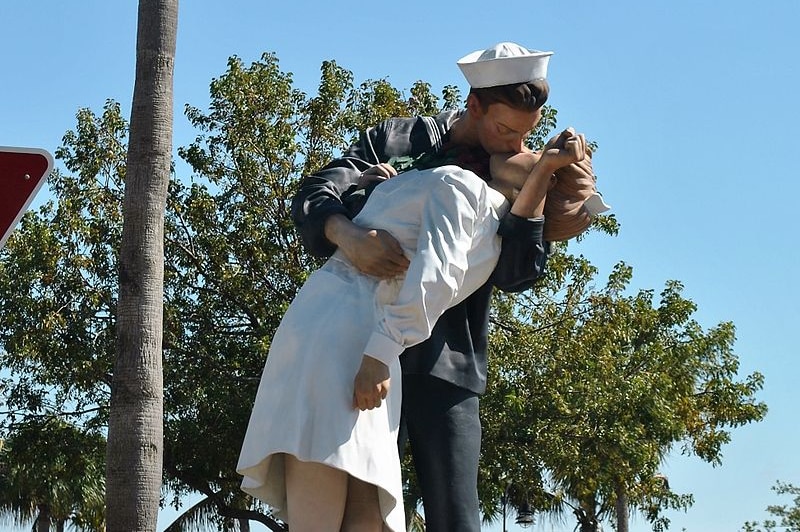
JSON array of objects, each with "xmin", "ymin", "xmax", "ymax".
[
  {"xmin": 615, "ymin": 480, "xmax": 629, "ymax": 532},
  {"xmin": 576, "ymin": 499, "xmax": 601, "ymax": 532},
  {"xmin": 105, "ymin": 0, "xmax": 177, "ymax": 530},
  {"xmin": 35, "ymin": 504, "xmax": 51, "ymax": 532}
]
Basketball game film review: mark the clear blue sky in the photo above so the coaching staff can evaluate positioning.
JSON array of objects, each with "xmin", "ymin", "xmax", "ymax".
[{"xmin": 2, "ymin": 1, "xmax": 799, "ymax": 531}]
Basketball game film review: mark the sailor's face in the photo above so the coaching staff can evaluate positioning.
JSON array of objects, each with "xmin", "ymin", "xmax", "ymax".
[{"xmin": 475, "ymin": 102, "xmax": 540, "ymax": 155}]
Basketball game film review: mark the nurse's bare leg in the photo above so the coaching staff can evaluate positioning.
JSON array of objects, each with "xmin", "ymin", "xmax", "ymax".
[
  {"xmin": 341, "ymin": 475, "xmax": 384, "ymax": 532},
  {"xmin": 285, "ymin": 454, "xmax": 347, "ymax": 532}
]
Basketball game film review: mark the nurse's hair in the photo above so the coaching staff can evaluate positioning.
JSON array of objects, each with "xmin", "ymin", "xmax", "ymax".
[{"xmin": 469, "ymin": 79, "xmax": 549, "ymax": 113}]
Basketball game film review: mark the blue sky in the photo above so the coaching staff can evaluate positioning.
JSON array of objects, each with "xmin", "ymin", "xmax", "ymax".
[{"xmin": 2, "ymin": 1, "xmax": 799, "ymax": 531}]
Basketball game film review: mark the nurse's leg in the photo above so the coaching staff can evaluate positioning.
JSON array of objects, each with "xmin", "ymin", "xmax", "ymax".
[
  {"xmin": 285, "ymin": 454, "xmax": 347, "ymax": 532},
  {"xmin": 341, "ymin": 475, "xmax": 384, "ymax": 532}
]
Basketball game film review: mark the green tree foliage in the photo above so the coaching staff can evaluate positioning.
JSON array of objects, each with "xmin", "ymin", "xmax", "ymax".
[
  {"xmin": 743, "ymin": 482, "xmax": 800, "ymax": 532},
  {"xmin": 0, "ymin": 99, "xmax": 125, "ymax": 530},
  {"xmin": 0, "ymin": 101, "xmax": 124, "ymax": 424},
  {"xmin": 480, "ymin": 255, "xmax": 767, "ymax": 531},
  {"xmin": 0, "ymin": 419, "xmax": 105, "ymax": 530},
  {"xmin": 0, "ymin": 51, "xmax": 766, "ymax": 531}
]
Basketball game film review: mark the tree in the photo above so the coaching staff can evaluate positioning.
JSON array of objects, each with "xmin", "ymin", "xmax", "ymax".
[
  {"xmin": 0, "ymin": 419, "xmax": 105, "ymax": 531},
  {"xmin": 742, "ymin": 481, "xmax": 800, "ymax": 532},
  {"xmin": 0, "ymin": 100, "xmax": 124, "ymax": 528},
  {"xmin": 105, "ymin": 0, "xmax": 178, "ymax": 530},
  {"xmin": 479, "ymin": 254, "xmax": 767, "ymax": 531}
]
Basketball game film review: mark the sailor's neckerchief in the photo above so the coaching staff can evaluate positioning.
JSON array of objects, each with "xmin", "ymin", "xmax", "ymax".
[{"xmin": 388, "ymin": 140, "xmax": 492, "ymax": 182}]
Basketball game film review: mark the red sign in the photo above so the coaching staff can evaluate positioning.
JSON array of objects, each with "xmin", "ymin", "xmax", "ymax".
[{"xmin": 0, "ymin": 146, "xmax": 53, "ymax": 250}]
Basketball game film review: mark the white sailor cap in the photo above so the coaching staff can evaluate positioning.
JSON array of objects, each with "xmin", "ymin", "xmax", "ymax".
[{"xmin": 457, "ymin": 42, "xmax": 554, "ymax": 89}]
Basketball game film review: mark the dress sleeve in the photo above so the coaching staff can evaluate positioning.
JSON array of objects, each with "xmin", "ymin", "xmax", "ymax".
[{"xmin": 362, "ymin": 170, "xmax": 501, "ymax": 366}]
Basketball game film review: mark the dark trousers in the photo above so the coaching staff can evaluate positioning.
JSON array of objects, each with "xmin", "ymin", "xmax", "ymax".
[{"xmin": 400, "ymin": 374, "xmax": 482, "ymax": 532}]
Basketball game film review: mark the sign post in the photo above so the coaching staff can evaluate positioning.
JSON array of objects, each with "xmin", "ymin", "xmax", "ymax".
[{"xmin": 0, "ymin": 146, "xmax": 53, "ymax": 249}]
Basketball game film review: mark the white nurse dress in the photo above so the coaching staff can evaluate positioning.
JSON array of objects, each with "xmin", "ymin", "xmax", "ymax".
[{"xmin": 236, "ymin": 165, "xmax": 509, "ymax": 531}]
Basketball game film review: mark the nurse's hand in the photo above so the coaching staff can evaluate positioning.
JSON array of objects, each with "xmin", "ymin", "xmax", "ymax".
[
  {"xmin": 325, "ymin": 215, "xmax": 409, "ymax": 278},
  {"xmin": 357, "ymin": 163, "xmax": 398, "ymax": 189},
  {"xmin": 353, "ymin": 355, "xmax": 390, "ymax": 411},
  {"xmin": 540, "ymin": 127, "xmax": 587, "ymax": 170}
]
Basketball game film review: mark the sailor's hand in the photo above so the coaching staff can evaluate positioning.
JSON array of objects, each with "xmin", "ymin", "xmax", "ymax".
[{"xmin": 338, "ymin": 224, "xmax": 409, "ymax": 278}]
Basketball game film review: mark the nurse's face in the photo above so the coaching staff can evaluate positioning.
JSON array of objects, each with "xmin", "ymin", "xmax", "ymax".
[{"xmin": 470, "ymin": 98, "xmax": 540, "ymax": 155}]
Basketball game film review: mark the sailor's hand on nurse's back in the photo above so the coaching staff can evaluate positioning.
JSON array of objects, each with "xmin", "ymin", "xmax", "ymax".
[
  {"xmin": 325, "ymin": 215, "xmax": 410, "ymax": 278},
  {"xmin": 541, "ymin": 127, "xmax": 587, "ymax": 170},
  {"xmin": 353, "ymin": 355, "xmax": 391, "ymax": 411},
  {"xmin": 347, "ymin": 227, "xmax": 409, "ymax": 278},
  {"xmin": 356, "ymin": 162, "xmax": 398, "ymax": 189}
]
